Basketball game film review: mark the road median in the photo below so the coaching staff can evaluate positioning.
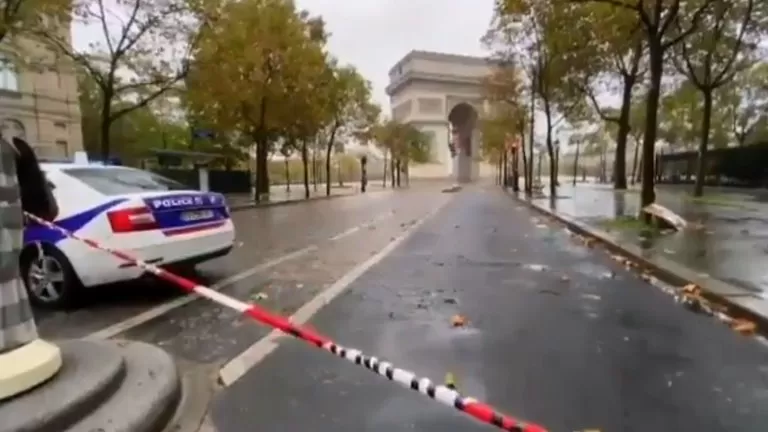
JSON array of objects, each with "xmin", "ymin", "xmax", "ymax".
[{"xmin": 506, "ymin": 189, "xmax": 768, "ymax": 338}]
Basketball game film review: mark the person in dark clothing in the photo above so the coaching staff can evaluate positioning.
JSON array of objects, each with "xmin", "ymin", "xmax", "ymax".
[{"xmin": 10, "ymin": 137, "xmax": 58, "ymax": 221}]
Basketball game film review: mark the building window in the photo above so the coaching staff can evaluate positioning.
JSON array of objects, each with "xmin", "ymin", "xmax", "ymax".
[
  {"xmin": 55, "ymin": 139, "xmax": 68, "ymax": 156},
  {"xmin": 0, "ymin": 53, "xmax": 20, "ymax": 92},
  {"xmin": 54, "ymin": 121, "xmax": 67, "ymax": 130}
]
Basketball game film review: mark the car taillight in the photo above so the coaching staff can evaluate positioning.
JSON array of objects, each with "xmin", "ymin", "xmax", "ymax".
[{"xmin": 107, "ymin": 206, "xmax": 158, "ymax": 233}]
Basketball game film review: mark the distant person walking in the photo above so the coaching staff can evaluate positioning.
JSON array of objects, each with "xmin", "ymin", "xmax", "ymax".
[{"xmin": 0, "ymin": 136, "xmax": 58, "ymax": 353}]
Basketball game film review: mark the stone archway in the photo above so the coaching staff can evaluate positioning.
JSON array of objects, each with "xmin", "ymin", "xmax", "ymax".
[{"xmin": 448, "ymin": 102, "xmax": 479, "ymax": 183}]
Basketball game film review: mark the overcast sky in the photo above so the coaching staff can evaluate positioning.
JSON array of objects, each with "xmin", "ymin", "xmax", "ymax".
[
  {"xmin": 72, "ymin": 0, "xmax": 495, "ymax": 111},
  {"xmin": 70, "ymin": 0, "xmax": 581, "ymax": 146},
  {"xmin": 292, "ymin": 0, "xmax": 495, "ymax": 108}
]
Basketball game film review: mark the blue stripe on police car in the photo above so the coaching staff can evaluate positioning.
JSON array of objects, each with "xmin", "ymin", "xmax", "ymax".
[{"xmin": 24, "ymin": 199, "xmax": 128, "ymax": 245}]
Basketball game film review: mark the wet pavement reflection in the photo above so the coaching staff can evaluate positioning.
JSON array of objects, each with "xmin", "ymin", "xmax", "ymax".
[{"xmin": 533, "ymin": 183, "xmax": 768, "ymax": 294}]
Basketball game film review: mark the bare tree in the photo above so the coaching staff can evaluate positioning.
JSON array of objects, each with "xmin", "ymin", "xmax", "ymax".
[{"xmin": 34, "ymin": 0, "xmax": 202, "ymax": 159}]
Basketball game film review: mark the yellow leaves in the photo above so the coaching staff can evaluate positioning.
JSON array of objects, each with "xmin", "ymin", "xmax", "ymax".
[{"xmin": 188, "ymin": 0, "xmax": 331, "ymax": 137}]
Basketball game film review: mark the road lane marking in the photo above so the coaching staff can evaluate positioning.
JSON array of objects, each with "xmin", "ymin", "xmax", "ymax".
[
  {"xmin": 328, "ymin": 210, "xmax": 395, "ymax": 241},
  {"xmin": 218, "ymin": 197, "xmax": 453, "ymax": 386},
  {"xmin": 85, "ymin": 210, "xmax": 400, "ymax": 341},
  {"xmin": 85, "ymin": 245, "xmax": 317, "ymax": 341},
  {"xmin": 329, "ymin": 226, "xmax": 359, "ymax": 241}
]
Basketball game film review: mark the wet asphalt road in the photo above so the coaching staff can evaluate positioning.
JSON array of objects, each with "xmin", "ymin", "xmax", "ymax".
[
  {"xmin": 33, "ymin": 187, "xmax": 423, "ymax": 339},
  {"xmin": 211, "ymin": 186, "xmax": 768, "ymax": 432}
]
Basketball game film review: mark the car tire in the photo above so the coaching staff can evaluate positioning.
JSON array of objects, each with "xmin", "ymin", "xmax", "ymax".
[{"xmin": 20, "ymin": 245, "xmax": 81, "ymax": 309}]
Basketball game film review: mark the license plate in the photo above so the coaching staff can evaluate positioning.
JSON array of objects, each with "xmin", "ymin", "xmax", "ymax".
[{"xmin": 181, "ymin": 210, "xmax": 214, "ymax": 222}]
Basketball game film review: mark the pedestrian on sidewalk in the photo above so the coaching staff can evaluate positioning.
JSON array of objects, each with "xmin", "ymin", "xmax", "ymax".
[{"xmin": 0, "ymin": 136, "xmax": 58, "ymax": 353}]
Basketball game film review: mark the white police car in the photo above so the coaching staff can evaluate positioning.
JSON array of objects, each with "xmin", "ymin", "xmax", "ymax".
[{"xmin": 21, "ymin": 162, "xmax": 235, "ymax": 308}]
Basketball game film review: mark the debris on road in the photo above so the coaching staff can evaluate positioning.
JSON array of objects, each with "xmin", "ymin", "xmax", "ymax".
[
  {"xmin": 252, "ymin": 292, "xmax": 269, "ymax": 301},
  {"xmin": 451, "ymin": 314, "xmax": 468, "ymax": 327},
  {"xmin": 732, "ymin": 319, "xmax": 757, "ymax": 335},
  {"xmin": 445, "ymin": 372, "xmax": 457, "ymax": 390},
  {"xmin": 523, "ymin": 263, "xmax": 548, "ymax": 272}
]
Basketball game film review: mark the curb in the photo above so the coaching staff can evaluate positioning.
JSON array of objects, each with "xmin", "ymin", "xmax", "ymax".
[
  {"xmin": 506, "ymin": 189, "xmax": 768, "ymax": 336},
  {"xmin": 228, "ymin": 188, "xmax": 391, "ymax": 212}
]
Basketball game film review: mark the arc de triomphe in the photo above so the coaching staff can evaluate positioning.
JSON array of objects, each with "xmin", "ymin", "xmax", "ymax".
[{"xmin": 386, "ymin": 50, "xmax": 495, "ymax": 183}]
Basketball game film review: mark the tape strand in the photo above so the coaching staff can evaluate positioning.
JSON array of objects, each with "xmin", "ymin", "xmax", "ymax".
[{"xmin": 23, "ymin": 212, "xmax": 548, "ymax": 432}]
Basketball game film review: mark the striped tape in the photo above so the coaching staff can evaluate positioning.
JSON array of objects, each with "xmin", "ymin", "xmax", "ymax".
[{"xmin": 24, "ymin": 212, "xmax": 547, "ymax": 432}]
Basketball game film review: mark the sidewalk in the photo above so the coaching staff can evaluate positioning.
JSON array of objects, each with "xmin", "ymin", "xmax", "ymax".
[
  {"xmin": 516, "ymin": 182, "xmax": 768, "ymax": 331},
  {"xmin": 530, "ymin": 182, "xmax": 768, "ymax": 295},
  {"xmin": 225, "ymin": 183, "xmax": 386, "ymax": 210}
]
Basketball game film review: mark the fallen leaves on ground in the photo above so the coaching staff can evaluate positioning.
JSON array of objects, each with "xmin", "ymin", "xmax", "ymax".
[
  {"xmin": 451, "ymin": 314, "xmax": 468, "ymax": 327},
  {"xmin": 732, "ymin": 319, "xmax": 757, "ymax": 335},
  {"xmin": 444, "ymin": 372, "xmax": 457, "ymax": 390}
]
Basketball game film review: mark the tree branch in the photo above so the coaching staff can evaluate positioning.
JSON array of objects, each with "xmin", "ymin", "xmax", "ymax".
[
  {"xmin": 713, "ymin": 0, "xmax": 754, "ymax": 86},
  {"xmin": 663, "ymin": 0, "xmax": 716, "ymax": 49}
]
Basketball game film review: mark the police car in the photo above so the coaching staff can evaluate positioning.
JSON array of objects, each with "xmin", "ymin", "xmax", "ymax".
[{"xmin": 21, "ymin": 160, "xmax": 235, "ymax": 308}]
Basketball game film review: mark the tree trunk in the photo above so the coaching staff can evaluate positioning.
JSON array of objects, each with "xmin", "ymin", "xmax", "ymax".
[
  {"xmin": 630, "ymin": 140, "xmax": 640, "ymax": 185},
  {"xmin": 99, "ymin": 93, "xmax": 113, "ymax": 160},
  {"xmin": 544, "ymin": 101, "xmax": 556, "ymax": 197},
  {"xmin": 527, "ymin": 78, "xmax": 536, "ymax": 195},
  {"xmin": 519, "ymin": 128, "xmax": 530, "ymax": 193},
  {"xmin": 614, "ymin": 76, "xmax": 635, "ymax": 190},
  {"xmin": 325, "ymin": 125, "xmax": 339, "ymax": 197},
  {"xmin": 312, "ymin": 145, "xmax": 318, "ymax": 191},
  {"xmin": 693, "ymin": 89, "xmax": 713, "ymax": 197},
  {"xmin": 382, "ymin": 150, "xmax": 388, "ymax": 187},
  {"xmin": 640, "ymin": 41, "xmax": 663, "ymax": 214},
  {"xmin": 395, "ymin": 160, "xmax": 401, "ymax": 187},
  {"xmin": 512, "ymin": 148, "xmax": 520, "ymax": 192},
  {"xmin": 301, "ymin": 141, "xmax": 310, "ymax": 199},
  {"xmin": 390, "ymin": 158, "xmax": 396, "ymax": 188},
  {"xmin": 325, "ymin": 145, "xmax": 333, "ymax": 196},
  {"xmin": 502, "ymin": 151, "xmax": 509, "ymax": 187},
  {"xmin": 360, "ymin": 158, "xmax": 368, "ymax": 193},
  {"xmin": 255, "ymin": 139, "xmax": 269, "ymax": 202},
  {"xmin": 284, "ymin": 159, "xmax": 290, "ymax": 192},
  {"xmin": 572, "ymin": 140, "xmax": 580, "ymax": 186}
]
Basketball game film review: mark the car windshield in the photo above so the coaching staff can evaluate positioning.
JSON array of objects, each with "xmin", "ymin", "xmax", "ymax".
[{"xmin": 63, "ymin": 167, "xmax": 188, "ymax": 195}]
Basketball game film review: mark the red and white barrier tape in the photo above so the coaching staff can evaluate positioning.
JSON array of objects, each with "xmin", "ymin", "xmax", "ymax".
[{"xmin": 24, "ymin": 212, "xmax": 547, "ymax": 432}]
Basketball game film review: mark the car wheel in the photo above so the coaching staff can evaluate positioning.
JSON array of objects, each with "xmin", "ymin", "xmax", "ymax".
[{"xmin": 20, "ymin": 245, "xmax": 81, "ymax": 309}]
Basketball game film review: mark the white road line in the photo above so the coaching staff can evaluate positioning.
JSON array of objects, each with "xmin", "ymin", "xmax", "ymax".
[
  {"xmin": 85, "ymin": 210, "xmax": 399, "ymax": 341},
  {"xmin": 218, "ymin": 197, "xmax": 452, "ymax": 387},
  {"xmin": 85, "ymin": 246, "xmax": 317, "ymax": 341},
  {"xmin": 329, "ymin": 210, "xmax": 394, "ymax": 241},
  {"xmin": 329, "ymin": 226, "xmax": 360, "ymax": 241}
]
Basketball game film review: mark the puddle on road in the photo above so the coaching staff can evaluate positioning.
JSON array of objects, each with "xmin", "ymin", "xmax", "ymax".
[
  {"xmin": 572, "ymin": 262, "xmax": 616, "ymax": 280},
  {"xmin": 523, "ymin": 263, "xmax": 549, "ymax": 272}
]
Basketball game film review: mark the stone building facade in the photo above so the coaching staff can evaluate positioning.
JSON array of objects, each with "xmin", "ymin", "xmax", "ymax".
[{"xmin": 0, "ymin": 23, "xmax": 82, "ymax": 159}]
